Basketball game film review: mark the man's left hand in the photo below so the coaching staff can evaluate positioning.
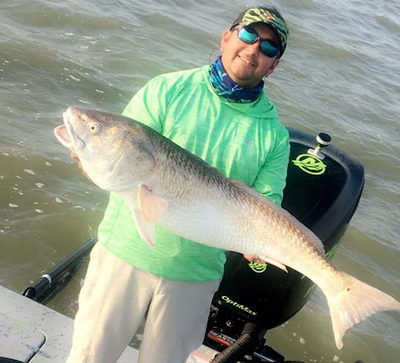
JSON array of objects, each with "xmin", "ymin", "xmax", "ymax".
[{"xmin": 244, "ymin": 254, "xmax": 266, "ymax": 264}]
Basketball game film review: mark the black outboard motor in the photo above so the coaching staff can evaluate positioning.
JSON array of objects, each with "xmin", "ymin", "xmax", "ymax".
[{"xmin": 204, "ymin": 128, "xmax": 365, "ymax": 362}]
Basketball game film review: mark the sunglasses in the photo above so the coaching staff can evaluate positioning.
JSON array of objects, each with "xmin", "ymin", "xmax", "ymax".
[{"xmin": 236, "ymin": 26, "xmax": 280, "ymax": 58}]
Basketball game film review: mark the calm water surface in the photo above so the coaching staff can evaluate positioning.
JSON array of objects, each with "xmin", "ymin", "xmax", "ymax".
[{"xmin": 1, "ymin": 0, "xmax": 400, "ymax": 362}]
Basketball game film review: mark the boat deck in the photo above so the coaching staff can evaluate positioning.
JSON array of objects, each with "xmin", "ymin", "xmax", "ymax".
[{"xmin": 0, "ymin": 285, "xmax": 214, "ymax": 362}]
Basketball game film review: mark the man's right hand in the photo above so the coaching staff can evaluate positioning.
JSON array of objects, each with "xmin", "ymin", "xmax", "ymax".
[{"xmin": 70, "ymin": 151, "xmax": 92, "ymax": 181}]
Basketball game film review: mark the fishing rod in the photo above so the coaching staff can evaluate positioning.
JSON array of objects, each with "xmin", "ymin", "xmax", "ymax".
[{"xmin": 22, "ymin": 237, "xmax": 97, "ymax": 305}]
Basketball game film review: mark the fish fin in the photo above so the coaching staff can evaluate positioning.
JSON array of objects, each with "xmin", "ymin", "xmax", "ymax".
[
  {"xmin": 137, "ymin": 184, "xmax": 168, "ymax": 223},
  {"xmin": 131, "ymin": 208, "xmax": 155, "ymax": 248},
  {"xmin": 324, "ymin": 271, "xmax": 400, "ymax": 349},
  {"xmin": 259, "ymin": 256, "xmax": 288, "ymax": 273}
]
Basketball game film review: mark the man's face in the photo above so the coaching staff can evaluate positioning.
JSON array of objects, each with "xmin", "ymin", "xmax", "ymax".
[{"xmin": 220, "ymin": 24, "xmax": 280, "ymax": 88}]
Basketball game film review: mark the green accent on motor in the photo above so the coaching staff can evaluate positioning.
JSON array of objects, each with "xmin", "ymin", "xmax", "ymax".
[
  {"xmin": 292, "ymin": 154, "xmax": 327, "ymax": 175},
  {"xmin": 248, "ymin": 261, "xmax": 268, "ymax": 273},
  {"xmin": 222, "ymin": 295, "xmax": 258, "ymax": 316}
]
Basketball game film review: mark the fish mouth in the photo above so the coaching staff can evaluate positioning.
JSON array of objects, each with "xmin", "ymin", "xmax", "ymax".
[
  {"xmin": 54, "ymin": 124, "xmax": 71, "ymax": 148},
  {"xmin": 54, "ymin": 108, "xmax": 85, "ymax": 151}
]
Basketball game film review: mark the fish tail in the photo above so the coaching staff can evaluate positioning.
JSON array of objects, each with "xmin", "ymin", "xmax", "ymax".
[{"xmin": 324, "ymin": 271, "xmax": 400, "ymax": 349}]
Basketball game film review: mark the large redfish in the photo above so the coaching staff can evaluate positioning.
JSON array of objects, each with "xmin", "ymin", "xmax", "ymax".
[{"xmin": 54, "ymin": 107, "xmax": 400, "ymax": 349}]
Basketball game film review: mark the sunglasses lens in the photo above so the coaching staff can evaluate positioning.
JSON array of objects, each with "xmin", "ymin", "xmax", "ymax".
[
  {"xmin": 237, "ymin": 27, "xmax": 279, "ymax": 58},
  {"xmin": 237, "ymin": 27, "xmax": 258, "ymax": 44},
  {"xmin": 260, "ymin": 40, "xmax": 279, "ymax": 57}
]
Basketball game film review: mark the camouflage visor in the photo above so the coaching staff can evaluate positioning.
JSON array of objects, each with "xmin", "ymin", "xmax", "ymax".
[{"xmin": 231, "ymin": 8, "xmax": 289, "ymax": 58}]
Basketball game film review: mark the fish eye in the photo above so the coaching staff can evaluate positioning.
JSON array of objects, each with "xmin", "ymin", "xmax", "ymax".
[{"xmin": 89, "ymin": 122, "xmax": 101, "ymax": 134}]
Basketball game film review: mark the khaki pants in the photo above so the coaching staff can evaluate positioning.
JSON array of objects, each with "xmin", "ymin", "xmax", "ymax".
[{"xmin": 66, "ymin": 243, "xmax": 220, "ymax": 363}]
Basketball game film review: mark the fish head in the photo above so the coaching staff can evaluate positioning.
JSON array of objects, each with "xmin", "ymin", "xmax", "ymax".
[{"xmin": 54, "ymin": 107, "xmax": 155, "ymax": 191}]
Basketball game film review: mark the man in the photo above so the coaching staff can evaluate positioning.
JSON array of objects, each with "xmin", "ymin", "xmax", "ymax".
[{"xmin": 66, "ymin": 6, "xmax": 290, "ymax": 363}]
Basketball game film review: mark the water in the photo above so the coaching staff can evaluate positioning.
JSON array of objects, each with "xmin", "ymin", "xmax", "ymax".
[{"xmin": 1, "ymin": 0, "xmax": 400, "ymax": 362}]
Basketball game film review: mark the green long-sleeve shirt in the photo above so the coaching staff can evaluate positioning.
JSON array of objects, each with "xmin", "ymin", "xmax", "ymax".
[{"xmin": 98, "ymin": 65, "xmax": 290, "ymax": 282}]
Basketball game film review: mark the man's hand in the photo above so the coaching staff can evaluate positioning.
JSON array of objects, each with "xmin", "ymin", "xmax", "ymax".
[
  {"xmin": 243, "ymin": 254, "xmax": 266, "ymax": 264},
  {"xmin": 70, "ymin": 151, "xmax": 91, "ymax": 181}
]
